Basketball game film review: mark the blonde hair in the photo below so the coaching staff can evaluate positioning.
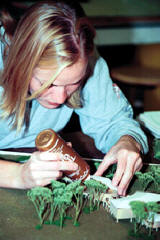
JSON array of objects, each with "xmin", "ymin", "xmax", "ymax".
[{"xmin": 0, "ymin": 0, "xmax": 95, "ymax": 131}]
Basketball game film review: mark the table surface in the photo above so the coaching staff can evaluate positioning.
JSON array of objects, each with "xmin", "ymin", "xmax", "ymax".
[
  {"xmin": 0, "ymin": 187, "xmax": 134, "ymax": 240},
  {"xmin": 111, "ymin": 65, "xmax": 160, "ymax": 87}
]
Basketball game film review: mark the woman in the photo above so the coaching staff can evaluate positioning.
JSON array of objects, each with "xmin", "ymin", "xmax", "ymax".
[{"xmin": 0, "ymin": 0, "xmax": 148, "ymax": 195}]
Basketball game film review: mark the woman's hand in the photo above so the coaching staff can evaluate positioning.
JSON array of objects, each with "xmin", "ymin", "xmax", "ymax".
[
  {"xmin": 19, "ymin": 151, "xmax": 78, "ymax": 189},
  {"xmin": 95, "ymin": 135, "xmax": 143, "ymax": 196}
]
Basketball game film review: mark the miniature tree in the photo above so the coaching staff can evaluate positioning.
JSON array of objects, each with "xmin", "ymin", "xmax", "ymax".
[
  {"xmin": 73, "ymin": 185, "xmax": 85, "ymax": 226},
  {"xmin": 51, "ymin": 180, "xmax": 66, "ymax": 192},
  {"xmin": 135, "ymin": 171, "xmax": 154, "ymax": 191},
  {"xmin": 93, "ymin": 161, "xmax": 101, "ymax": 170},
  {"xmin": 84, "ymin": 179, "xmax": 108, "ymax": 213},
  {"xmin": 135, "ymin": 165, "xmax": 160, "ymax": 193},
  {"xmin": 53, "ymin": 190, "xmax": 73, "ymax": 228},
  {"xmin": 93, "ymin": 162, "xmax": 117, "ymax": 180},
  {"xmin": 130, "ymin": 200, "xmax": 160, "ymax": 237},
  {"xmin": 129, "ymin": 201, "xmax": 148, "ymax": 234},
  {"xmin": 49, "ymin": 180, "xmax": 67, "ymax": 224},
  {"xmin": 93, "ymin": 181, "xmax": 108, "ymax": 210},
  {"xmin": 51, "ymin": 180, "xmax": 75, "ymax": 228},
  {"xmin": 105, "ymin": 164, "xmax": 117, "ymax": 179},
  {"xmin": 149, "ymin": 166, "xmax": 160, "ymax": 193},
  {"xmin": 65, "ymin": 180, "xmax": 84, "ymax": 226},
  {"xmin": 146, "ymin": 201, "xmax": 160, "ymax": 236},
  {"xmin": 27, "ymin": 187, "xmax": 53, "ymax": 226},
  {"xmin": 153, "ymin": 138, "xmax": 160, "ymax": 160}
]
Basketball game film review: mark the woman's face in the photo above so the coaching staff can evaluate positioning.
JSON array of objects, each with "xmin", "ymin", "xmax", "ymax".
[{"xmin": 30, "ymin": 58, "xmax": 88, "ymax": 109}]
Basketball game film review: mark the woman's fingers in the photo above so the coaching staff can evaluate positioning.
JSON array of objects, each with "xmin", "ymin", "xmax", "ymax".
[
  {"xmin": 95, "ymin": 138, "xmax": 143, "ymax": 196},
  {"xmin": 94, "ymin": 147, "xmax": 117, "ymax": 176},
  {"xmin": 31, "ymin": 151, "xmax": 62, "ymax": 161},
  {"xmin": 113, "ymin": 153, "xmax": 142, "ymax": 196},
  {"xmin": 20, "ymin": 151, "xmax": 78, "ymax": 188},
  {"xmin": 111, "ymin": 149, "xmax": 128, "ymax": 187},
  {"xmin": 30, "ymin": 151, "xmax": 78, "ymax": 170},
  {"xmin": 31, "ymin": 170, "xmax": 63, "ymax": 180},
  {"xmin": 29, "ymin": 159, "xmax": 78, "ymax": 171}
]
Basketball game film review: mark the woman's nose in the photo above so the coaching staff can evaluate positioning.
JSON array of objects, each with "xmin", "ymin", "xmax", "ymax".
[{"xmin": 53, "ymin": 86, "xmax": 67, "ymax": 104}]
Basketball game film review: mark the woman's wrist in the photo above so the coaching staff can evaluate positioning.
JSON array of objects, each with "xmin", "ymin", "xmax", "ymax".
[
  {"xmin": 119, "ymin": 135, "xmax": 142, "ymax": 152},
  {"xmin": 0, "ymin": 161, "xmax": 26, "ymax": 189}
]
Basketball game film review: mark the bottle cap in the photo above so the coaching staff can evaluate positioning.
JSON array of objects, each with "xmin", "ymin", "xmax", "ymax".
[{"xmin": 35, "ymin": 129, "xmax": 56, "ymax": 151}]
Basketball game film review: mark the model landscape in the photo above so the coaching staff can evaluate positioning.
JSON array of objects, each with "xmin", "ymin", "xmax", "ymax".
[
  {"xmin": 27, "ymin": 178, "xmax": 108, "ymax": 229},
  {"xmin": 27, "ymin": 161, "xmax": 160, "ymax": 240},
  {"xmin": 1, "ymin": 139, "xmax": 159, "ymax": 239}
]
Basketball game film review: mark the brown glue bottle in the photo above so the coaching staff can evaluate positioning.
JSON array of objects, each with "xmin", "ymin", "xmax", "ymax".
[{"xmin": 35, "ymin": 129, "xmax": 90, "ymax": 181}]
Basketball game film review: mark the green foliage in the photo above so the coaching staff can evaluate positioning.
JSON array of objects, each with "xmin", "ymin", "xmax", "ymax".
[
  {"xmin": 135, "ymin": 172, "xmax": 154, "ymax": 191},
  {"xmin": 93, "ymin": 162, "xmax": 117, "ymax": 180},
  {"xmin": 54, "ymin": 190, "xmax": 73, "ymax": 228},
  {"xmin": 27, "ymin": 177, "xmax": 110, "ymax": 229},
  {"xmin": 27, "ymin": 187, "xmax": 53, "ymax": 225},
  {"xmin": 51, "ymin": 180, "xmax": 66, "ymax": 190},
  {"xmin": 84, "ymin": 179, "xmax": 108, "ymax": 212},
  {"xmin": 130, "ymin": 201, "xmax": 148, "ymax": 234},
  {"xmin": 153, "ymin": 138, "xmax": 160, "ymax": 160},
  {"xmin": 27, "ymin": 175, "xmax": 160, "ymax": 236},
  {"xmin": 27, "ymin": 180, "xmax": 86, "ymax": 228},
  {"xmin": 135, "ymin": 166, "xmax": 160, "ymax": 193},
  {"xmin": 65, "ymin": 180, "xmax": 85, "ymax": 226},
  {"xmin": 146, "ymin": 201, "xmax": 160, "ymax": 213},
  {"xmin": 145, "ymin": 202, "xmax": 160, "ymax": 236},
  {"xmin": 130, "ymin": 200, "xmax": 160, "ymax": 236},
  {"xmin": 93, "ymin": 161, "xmax": 101, "ymax": 170},
  {"xmin": 149, "ymin": 166, "xmax": 160, "ymax": 192},
  {"xmin": 65, "ymin": 180, "xmax": 81, "ymax": 192},
  {"xmin": 51, "ymin": 180, "xmax": 74, "ymax": 228},
  {"xmin": 105, "ymin": 164, "xmax": 117, "ymax": 179},
  {"xmin": 130, "ymin": 201, "xmax": 148, "ymax": 221}
]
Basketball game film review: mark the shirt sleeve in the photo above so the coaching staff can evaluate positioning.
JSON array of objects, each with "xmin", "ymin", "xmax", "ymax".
[{"xmin": 75, "ymin": 57, "xmax": 148, "ymax": 154}]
